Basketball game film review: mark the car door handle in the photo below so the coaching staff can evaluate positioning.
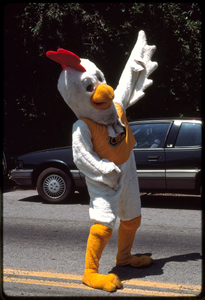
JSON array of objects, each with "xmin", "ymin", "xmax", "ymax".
[{"xmin": 148, "ymin": 156, "xmax": 160, "ymax": 161}]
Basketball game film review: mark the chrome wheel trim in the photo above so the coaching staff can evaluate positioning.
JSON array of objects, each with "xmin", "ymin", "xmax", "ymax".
[{"xmin": 43, "ymin": 174, "xmax": 66, "ymax": 199}]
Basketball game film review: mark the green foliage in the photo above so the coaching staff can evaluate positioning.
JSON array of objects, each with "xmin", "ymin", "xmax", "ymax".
[{"xmin": 4, "ymin": 3, "xmax": 201, "ymax": 159}]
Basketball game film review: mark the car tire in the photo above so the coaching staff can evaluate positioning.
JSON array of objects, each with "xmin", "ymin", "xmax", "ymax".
[{"xmin": 37, "ymin": 167, "xmax": 73, "ymax": 203}]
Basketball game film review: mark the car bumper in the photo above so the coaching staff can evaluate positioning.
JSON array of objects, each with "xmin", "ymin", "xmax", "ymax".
[{"xmin": 10, "ymin": 169, "xmax": 33, "ymax": 186}]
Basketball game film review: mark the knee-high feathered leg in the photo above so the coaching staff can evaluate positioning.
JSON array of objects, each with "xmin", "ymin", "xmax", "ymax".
[
  {"xmin": 82, "ymin": 223, "xmax": 123, "ymax": 292},
  {"xmin": 115, "ymin": 216, "xmax": 153, "ymax": 267}
]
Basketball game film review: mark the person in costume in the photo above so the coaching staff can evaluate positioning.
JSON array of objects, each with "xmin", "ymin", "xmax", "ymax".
[{"xmin": 46, "ymin": 30, "xmax": 158, "ymax": 292}]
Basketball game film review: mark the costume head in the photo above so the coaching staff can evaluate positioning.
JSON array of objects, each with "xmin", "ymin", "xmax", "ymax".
[{"xmin": 46, "ymin": 49, "xmax": 118, "ymax": 126}]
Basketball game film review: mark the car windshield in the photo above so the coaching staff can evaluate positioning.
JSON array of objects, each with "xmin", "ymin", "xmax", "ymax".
[{"xmin": 131, "ymin": 123, "xmax": 170, "ymax": 148}]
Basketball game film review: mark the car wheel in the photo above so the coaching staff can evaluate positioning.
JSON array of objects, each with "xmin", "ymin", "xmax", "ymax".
[{"xmin": 37, "ymin": 168, "xmax": 73, "ymax": 203}]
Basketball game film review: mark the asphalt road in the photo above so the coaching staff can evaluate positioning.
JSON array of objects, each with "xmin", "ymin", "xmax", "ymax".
[{"xmin": 2, "ymin": 188, "xmax": 202, "ymax": 297}]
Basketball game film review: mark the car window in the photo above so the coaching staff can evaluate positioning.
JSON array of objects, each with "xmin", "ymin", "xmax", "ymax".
[
  {"xmin": 175, "ymin": 122, "xmax": 201, "ymax": 147},
  {"xmin": 131, "ymin": 123, "xmax": 170, "ymax": 149}
]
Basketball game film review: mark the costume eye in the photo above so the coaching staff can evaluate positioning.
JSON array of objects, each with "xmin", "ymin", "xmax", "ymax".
[
  {"xmin": 96, "ymin": 73, "xmax": 103, "ymax": 82},
  {"xmin": 82, "ymin": 78, "xmax": 94, "ymax": 93},
  {"xmin": 86, "ymin": 84, "xmax": 94, "ymax": 92}
]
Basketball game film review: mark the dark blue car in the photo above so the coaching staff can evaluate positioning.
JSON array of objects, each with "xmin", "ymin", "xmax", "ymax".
[{"xmin": 11, "ymin": 118, "xmax": 202, "ymax": 203}]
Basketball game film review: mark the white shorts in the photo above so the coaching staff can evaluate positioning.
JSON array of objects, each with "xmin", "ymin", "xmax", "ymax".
[{"xmin": 86, "ymin": 151, "xmax": 141, "ymax": 229}]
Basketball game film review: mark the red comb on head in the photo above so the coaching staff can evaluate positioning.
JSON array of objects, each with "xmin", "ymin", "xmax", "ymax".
[{"xmin": 46, "ymin": 48, "xmax": 86, "ymax": 72}]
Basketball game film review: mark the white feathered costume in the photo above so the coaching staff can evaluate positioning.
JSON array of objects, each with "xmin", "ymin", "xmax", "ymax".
[{"xmin": 47, "ymin": 30, "xmax": 158, "ymax": 292}]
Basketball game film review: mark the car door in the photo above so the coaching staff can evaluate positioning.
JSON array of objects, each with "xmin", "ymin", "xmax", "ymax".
[
  {"xmin": 130, "ymin": 121, "xmax": 171, "ymax": 190},
  {"xmin": 165, "ymin": 120, "xmax": 202, "ymax": 191}
]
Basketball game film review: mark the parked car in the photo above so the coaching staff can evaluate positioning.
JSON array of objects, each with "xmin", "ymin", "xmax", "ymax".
[{"xmin": 10, "ymin": 118, "xmax": 202, "ymax": 203}]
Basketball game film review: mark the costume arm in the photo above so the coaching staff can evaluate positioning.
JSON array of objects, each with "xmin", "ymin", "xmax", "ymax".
[
  {"xmin": 72, "ymin": 120, "xmax": 121, "ymax": 190},
  {"xmin": 114, "ymin": 30, "xmax": 158, "ymax": 112}
]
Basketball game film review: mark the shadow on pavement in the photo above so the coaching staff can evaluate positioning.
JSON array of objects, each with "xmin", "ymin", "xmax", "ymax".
[
  {"xmin": 141, "ymin": 193, "xmax": 201, "ymax": 210},
  {"xmin": 109, "ymin": 252, "xmax": 202, "ymax": 281},
  {"xmin": 18, "ymin": 189, "xmax": 90, "ymax": 205},
  {"xmin": 15, "ymin": 187, "xmax": 201, "ymax": 209}
]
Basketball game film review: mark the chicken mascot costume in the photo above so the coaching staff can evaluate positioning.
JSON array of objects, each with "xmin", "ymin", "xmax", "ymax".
[{"xmin": 46, "ymin": 30, "xmax": 158, "ymax": 292}]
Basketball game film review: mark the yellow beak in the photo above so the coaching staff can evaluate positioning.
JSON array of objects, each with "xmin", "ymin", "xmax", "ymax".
[{"xmin": 91, "ymin": 84, "xmax": 114, "ymax": 110}]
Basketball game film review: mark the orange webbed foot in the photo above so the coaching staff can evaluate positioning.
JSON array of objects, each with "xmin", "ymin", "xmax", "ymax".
[
  {"xmin": 83, "ymin": 270, "xmax": 123, "ymax": 292},
  {"xmin": 130, "ymin": 255, "xmax": 154, "ymax": 267}
]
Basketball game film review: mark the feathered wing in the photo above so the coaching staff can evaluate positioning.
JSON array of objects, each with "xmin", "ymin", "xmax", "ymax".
[{"xmin": 114, "ymin": 30, "xmax": 158, "ymax": 111}]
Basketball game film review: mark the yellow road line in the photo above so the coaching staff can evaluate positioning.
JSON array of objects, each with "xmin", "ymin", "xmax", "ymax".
[
  {"xmin": 4, "ymin": 268, "xmax": 82, "ymax": 281},
  {"xmin": 118, "ymin": 287, "xmax": 195, "ymax": 297},
  {"xmin": 4, "ymin": 276, "xmax": 92, "ymax": 290},
  {"xmin": 4, "ymin": 276, "xmax": 195, "ymax": 297},
  {"xmin": 4, "ymin": 268, "xmax": 201, "ymax": 296},
  {"xmin": 123, "ymin": 278, "xmax": 201, "ymax": 292}
]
